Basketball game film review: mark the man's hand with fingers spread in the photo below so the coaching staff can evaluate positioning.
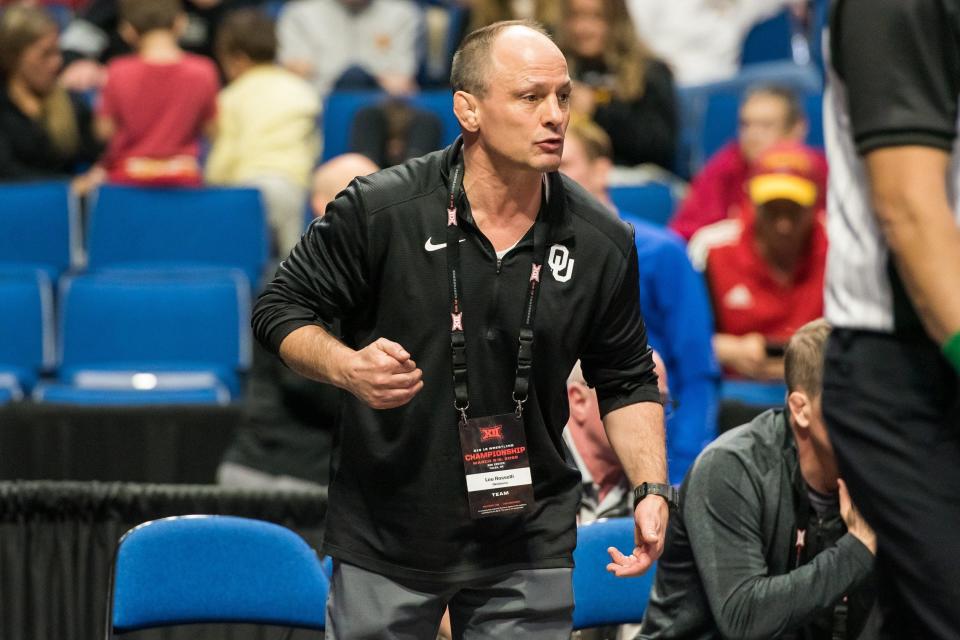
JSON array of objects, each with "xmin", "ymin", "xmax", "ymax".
[
  {"xmin": 606, "ymin": 494, "xmax": 669, "ymax": 577},
  {"xmin": 340, "ymin": 337, "xmax": 424, "ymax": 409}
]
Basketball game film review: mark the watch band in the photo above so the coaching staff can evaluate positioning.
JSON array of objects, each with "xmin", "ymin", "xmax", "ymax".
[{"xmin": 633, "ymin": 482, "xmax": 679, "ymax": 510}]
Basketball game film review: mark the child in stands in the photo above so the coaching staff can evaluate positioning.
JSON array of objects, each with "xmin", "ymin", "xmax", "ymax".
[
  {"xmin": 206, "ymin": 8, "xmax": 320, "ymax": 257},
  {"xmin": 95, "ymin": 0, "xmax": 218, "ymax": 186}
]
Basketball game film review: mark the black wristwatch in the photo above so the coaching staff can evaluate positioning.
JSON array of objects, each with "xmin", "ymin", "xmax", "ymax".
[{"xmin": 633, "ymin": 482, "xmax": 679, "ymax": 511}]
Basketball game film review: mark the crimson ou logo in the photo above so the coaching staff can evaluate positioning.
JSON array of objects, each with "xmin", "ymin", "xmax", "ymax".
[{"xmin": 547, "ymin": 245, "xmax": 575, "ymax": 282}]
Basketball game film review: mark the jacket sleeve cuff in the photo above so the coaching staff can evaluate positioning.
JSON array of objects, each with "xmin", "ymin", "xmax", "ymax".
[
  {"xmin": 264, "ymin": 319, "xmax": 323, "ymax": 356},
  {"xmin": 597, "ymin": 385, "xmax": 661, "ymax": 418}
]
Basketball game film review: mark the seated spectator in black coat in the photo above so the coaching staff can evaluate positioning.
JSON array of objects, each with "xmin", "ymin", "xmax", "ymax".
[
  {"xmin": 0, "ymin": 6, "xmax": 101, "ymax": 192},
  {"xmin": 557, "ymin": 0, "xmax": 677, "ymax": 169}
]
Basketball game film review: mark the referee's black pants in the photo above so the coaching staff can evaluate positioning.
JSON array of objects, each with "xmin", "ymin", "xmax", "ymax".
[{"xmin": 823, "ymin": 329, "xmax": 960, "ymax": 640}]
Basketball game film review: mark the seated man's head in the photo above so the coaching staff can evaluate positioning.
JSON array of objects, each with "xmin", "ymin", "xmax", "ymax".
[
  {"xmin": 748, "ymin": 142, "xmax": 820, "ymax": 269},
  {"xmin": 559, "ymin": 117, "xmax": 613, "ymax": 203},
  {"xmin": 785, "ymin": 318, "xmax": 836, "ymax": 492},
  {"xmin": 566, "ymin": 353, "xmax": 668, "ymax": 490},
  {"xmin": 738, "ymin": 85, "xmax": 806, "ymax": 164},
  {"xmin": 311, "ymin": 153, "xmax": 380, "ymax": 218}
]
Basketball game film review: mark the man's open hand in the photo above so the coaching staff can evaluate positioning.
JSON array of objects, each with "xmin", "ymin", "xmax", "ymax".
[{"xmin": 606, "ymin": 494, "xmax": 669, "ymax": 577}]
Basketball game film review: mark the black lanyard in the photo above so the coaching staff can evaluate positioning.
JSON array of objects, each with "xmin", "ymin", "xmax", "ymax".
[{"xmin": 445, "ymin": 158, "xmax": 550, "ymax": 425}]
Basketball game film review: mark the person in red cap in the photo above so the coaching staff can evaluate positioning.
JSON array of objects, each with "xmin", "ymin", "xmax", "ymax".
[{"xmin": 688, "ymin": 142, "xmax": 827, "ymax": 381}]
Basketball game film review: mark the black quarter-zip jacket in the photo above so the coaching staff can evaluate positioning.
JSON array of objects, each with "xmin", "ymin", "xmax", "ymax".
[{"xmin": 252, "ymin": 139, "xmax": 660, "ymax": 582}]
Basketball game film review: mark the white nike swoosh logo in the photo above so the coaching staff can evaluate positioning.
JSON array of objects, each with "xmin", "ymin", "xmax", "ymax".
[{"xmin": 424, "ymin": 237, "xmax": 466, "ymax": 252}]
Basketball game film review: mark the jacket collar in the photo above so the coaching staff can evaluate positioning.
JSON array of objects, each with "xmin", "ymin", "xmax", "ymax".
[{"xmin": 441, "ymin": 137, "xmax": 576, "ymax": 244}]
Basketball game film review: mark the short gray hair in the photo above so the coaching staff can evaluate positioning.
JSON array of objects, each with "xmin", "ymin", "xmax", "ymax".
[{"xmin": 450, "ymin": 19, "xmax": 551, "ymax": 97}]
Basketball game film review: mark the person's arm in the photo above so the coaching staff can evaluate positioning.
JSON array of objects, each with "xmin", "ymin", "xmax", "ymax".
[
  {"xmin": 836, "ymin": 0, "xmax": 960, "ymax": 353},
  {"xmin": 276, "ymin": 3, "xmax": 318, "ymax": 79},
  {"xmin": 687, "ymin": 448, "xmax": 874, "ymax": 639},
  {"xmin": 579, "ymin": 242, "xmax": 666, "ymax": 576},
  {"xmin": 251, "ymin": 178, "xmax": 423, "ymax": 409},
  {"xmin": 204, "ymin": 92, "xmax": 233, "ymax": 184},
  {"xmin": 713, "ymin": 332, "xmax": 784, "ymax": 381}
]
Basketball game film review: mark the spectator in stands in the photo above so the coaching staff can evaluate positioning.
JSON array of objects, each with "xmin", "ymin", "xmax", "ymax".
[
  {"xmin": 669, "ymin": 84, "xmax": 826, "ymax": 242},
  {"xmin": 625, "ymin": 0, "xmax": 802, "ymax": 87},
  {"xmin": 640, "ymin": 319, "xmax": 878, "ymax": 639},
  {"xmin": 0, "ymin": 5, "xmax": 101, "ymax": 190},
  {"xmin": 557, "ymin": 0, "xmax": 676, "ymax": 169},
  {"xmin": 205, "ymin": 8, "xmax": 320, "ymax": 258},
  {"xmin": 561, "ymin": 118, "xmax": 719, "ymax": 484},
  {"xmin": 277, "ymin": 0, "xmax": 423, "ymax": 102},
  {"xmin": 218, "ymin": 152, "xmax": 379, "ymax": 490},
  {"xmin": 310, "ymin": 152, "xmax": 379, "ymax": 218},
  {"xmin": 58, "ymin": 0, "xmax": 262, "ymax": 92},
  {"xmin": 689, "ymin": 142, "xmax": 826, "ymax": 382},
  {"xmin": 94, "ymin": 0, "xmax": 219, "ymax": 186}
]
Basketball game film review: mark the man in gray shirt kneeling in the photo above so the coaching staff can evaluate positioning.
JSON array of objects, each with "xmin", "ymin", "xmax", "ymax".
[{"xmin": 639, "ymin": 318, "xmax": 878, "ymax": 639}]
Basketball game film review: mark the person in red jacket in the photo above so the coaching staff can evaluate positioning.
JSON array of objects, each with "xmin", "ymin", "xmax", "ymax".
[
  {"xmin": 689, "ymin": 142, "xmax": 827, "ymax": 381},
  {"xmin": 670, "ymin": 84, "xmax": 827, "ymax": 242}
]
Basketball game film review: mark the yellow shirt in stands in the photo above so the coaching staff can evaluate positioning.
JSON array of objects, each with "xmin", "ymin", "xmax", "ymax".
[{"xmin": 206, "ymin": 65, "xmax": 320, "ymax": 188}]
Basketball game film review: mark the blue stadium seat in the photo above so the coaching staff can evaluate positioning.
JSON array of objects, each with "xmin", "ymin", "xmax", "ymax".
[
  {"xmin": 107, "ymin": 516, "xmax": 329, "ymax": 635},
  {"xmin": 720, "ymin": 379, "xmax": 787, "ymax": 407},
  {"xmin": 741, "ymin": 10, "xmax": 795, "ymax": 66},
  {"xmin": 609, "ymin": 182, "xmax": 676, "ymax": 226},
  {"xmin": 321, "ymin": 90, "xmax": 460, "ymax": 161},
  {"xmin": 0, "ymin": 268, "xmax": 54, "ymax": 403},
  {"xmin": 33, "ymin": 270, "xmax": 250, "ymax": 405},
  {"xmin": 0, "ymin": 181, "xmax": 77, "ymax": 280},
  {"xmin": 86, "ymin": 185, "xmax": 268, "ymax": 288},
  {"xmin": 572, "ymin": 517, "xmax": 655, "ymax": 630},
  {"xmin": 698, "ymin": 90, "xmax": 824, "ymax": 165}
]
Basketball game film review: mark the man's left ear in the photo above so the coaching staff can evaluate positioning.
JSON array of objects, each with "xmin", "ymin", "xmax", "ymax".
[{"xmin": 787, "ymin": 390, "xmax": 810, "ymax": 429}]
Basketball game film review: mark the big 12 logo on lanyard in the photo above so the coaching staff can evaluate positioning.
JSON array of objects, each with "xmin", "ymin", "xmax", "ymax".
[{"xmin": 459, "ymin": 412, "xmax": 534, "ymax": 518}]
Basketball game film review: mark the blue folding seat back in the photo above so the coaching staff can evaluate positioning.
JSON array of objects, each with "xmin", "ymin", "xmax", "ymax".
[
  {"xmin": 0, "ymin": 181, "xmax": 76, "ymax": 280},
  {"xmin": 609, "ymin": 183, "xmax": 676, "ymax": 227},
  {"xmin": 741, "ymin": 10, "xmax": 795, "ymax": 66},
  {"xmin": 0, "ymin": 268, "xmax": 54, "ymax": 395},
  {"xmin": 109, "ymin": 516, "xmax": 329, "ymax": 634},
  {"xmin": 321, "ymin": 90, "xmax": 460, "ymax": 161},
  {"xmin": 56, "ymin": 271, "xmax": 250, "ymax": 394},
  {"xmin": 86, "ymin": 185, "xmax": 268, "ymax": 287},
  {"xmin": 572, "ymin": 517, "xmax": 655, "ymax": 629}
]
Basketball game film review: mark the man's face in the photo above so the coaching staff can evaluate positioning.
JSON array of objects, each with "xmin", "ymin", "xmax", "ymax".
[
  {"xmin": 738, "ymin": 94, "xmax": 800, "ymax": 163},
  {"xmin": 473, "ymin": 28, "xmax": 572, "ymax": 173},
  {"xmin": 754, "ymin": 198, "xmax": 815, "ymax": 258},
  {"xmin": 560, "ymin": 135, "xmax": 603, "ymax": 198}
]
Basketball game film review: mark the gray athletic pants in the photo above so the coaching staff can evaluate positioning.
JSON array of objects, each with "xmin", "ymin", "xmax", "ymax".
[{"xmin": 325, "ymin": 560, "xmax": 574, "ymax": 639}]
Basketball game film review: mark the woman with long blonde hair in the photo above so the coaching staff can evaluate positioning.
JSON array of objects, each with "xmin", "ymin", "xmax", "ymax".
[
  {"xmin": 0, "ymin": 5, "xmax": 101, "ymax": 188},
  {"xmin": 557, "ymin": 0, "xmax": 677, "ymax": 169}
]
